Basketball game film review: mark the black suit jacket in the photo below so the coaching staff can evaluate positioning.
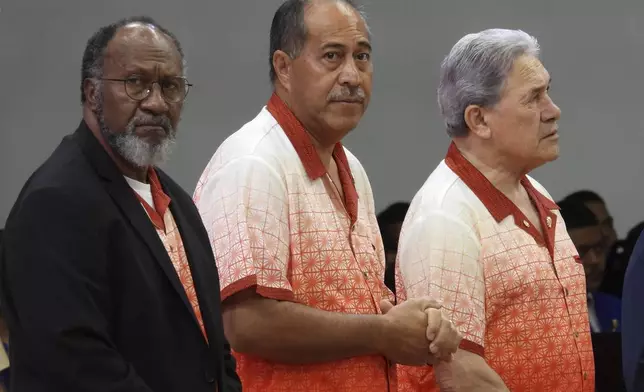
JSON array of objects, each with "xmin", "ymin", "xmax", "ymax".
[{"xmin": 0, "ymin": 121, "xmax": 241, "ymax": 392}]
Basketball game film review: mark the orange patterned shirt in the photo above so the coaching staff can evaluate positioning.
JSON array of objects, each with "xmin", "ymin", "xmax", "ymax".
[
  {"xmin": 194, "ymin": 94, "xmax": 395, "ymax": 391},
  {"xmin": 129, "ymin": 169, "xmax": 207, "ymax": 339},
  {"xmin": 396, "ymin": 143, "xmax": 595, "ymax": 392}
]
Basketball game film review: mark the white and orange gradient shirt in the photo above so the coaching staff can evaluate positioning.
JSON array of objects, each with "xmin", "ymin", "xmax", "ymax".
[
  {"xmin": 194, "ymin": 94, "xmax": 395, "ymax": 391},
  {"xmin": 396, "ymin": 143, "xmax": 595, "ymax": 392}
]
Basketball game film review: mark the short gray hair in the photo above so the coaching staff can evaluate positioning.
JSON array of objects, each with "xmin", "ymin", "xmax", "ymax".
[
  {"xmin": 437, "ymin": 29, "xmax": 540, "ymax": 137},
  {"xmin": 81, "ymin": 16, "xmax": 186, "ymax": 104},
  {"xmin": 269, "ymin": 0, "xmax": 370, "ymax": 82}
]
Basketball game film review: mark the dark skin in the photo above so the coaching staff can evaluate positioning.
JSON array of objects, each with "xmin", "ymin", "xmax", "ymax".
[
  {"xmin": 568, "ymin": 225, "xmax": 606, "ymax": 292},
  {"xmin": 584, "ymin": 201, "xmax": 618, "ymax": 252},
  {"xmin": 82, "ymin": 23, "xmax": 184, "ymax": 183}
]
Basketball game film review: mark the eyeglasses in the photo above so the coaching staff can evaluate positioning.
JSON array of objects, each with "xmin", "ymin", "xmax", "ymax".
[{"xmin": 101, "ymin": 76, "xmax": 192, "ymax": 103}]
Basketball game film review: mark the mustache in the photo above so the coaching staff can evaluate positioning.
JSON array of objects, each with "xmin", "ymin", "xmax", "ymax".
[
  {"xmin": 328, "ymin": 87, "xmax": 366, "ymax": 103},
  {"xmin": 129, "ymin": 115, "xmax": 173, "ymax": 133}
]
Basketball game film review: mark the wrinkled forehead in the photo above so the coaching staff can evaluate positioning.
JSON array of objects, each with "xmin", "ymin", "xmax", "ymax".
[
  {"xmin": 503, "ymin": 54, "xmax": 550, "ymax": 94},
  {"xmin": 304, "ymin": 1, "xmax": 370, "ymax": 44}
]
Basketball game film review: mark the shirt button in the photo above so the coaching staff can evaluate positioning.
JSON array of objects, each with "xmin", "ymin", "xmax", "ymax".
[
  {"xmin": 583, "ymin": 372, "xmax": 588, "ymax": 380},
  {"xmin": 574, "ymin": 332, "xmax": 579, "ymax": 338},
  {"xmin": 523, "ymin": 220, "xmax": 530, "ymax": 228},
  {"xmin": 363, "ymin": 271, "xmax": 369, "ymax": 279},
  {"xmin": 546, "ymin": 216, "xmax": 553, "ymax": 228},
  {"xmin": 564, "ymin": 288, "xmax": 569, "ymax": 296},
  {"xmin": 372, "ymin": 244, "xmax": 376, "ymax": 251}
]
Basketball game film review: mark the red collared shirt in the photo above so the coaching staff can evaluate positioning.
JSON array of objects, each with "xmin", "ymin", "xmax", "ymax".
[
  {"xmin": 396, "ymin": 143, "xmax": 595, "ymax": 392},
  {"xmin": 194, "ymin": 94, "xmax": 395, "ymax": 391}
]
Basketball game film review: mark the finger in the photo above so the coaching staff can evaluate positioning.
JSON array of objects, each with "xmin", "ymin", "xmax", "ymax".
[
  {"xmin": 418, "ymin": 297, "xmax": 442, "ymax": 311},
  {"xmin": 430, "ymin": 317, "xmax": 455, "ymax": 355},
  {"xmin": 425, "ymin": 308, "xmax": 443, "ymax": 342},
  {"xmin": 449, "ymin": 329, "xmax": 464, "ymax": 354},
  {"xmin": 379, "ymin": 299, "xmax": 394, "ymax": 314},
  {"xmin": 445, "ymin": 324, "xmax": 463, "ymax": 352},
  {"xmin": 453, "ymin": 328, "xmax": 463, "ymax": 345}
]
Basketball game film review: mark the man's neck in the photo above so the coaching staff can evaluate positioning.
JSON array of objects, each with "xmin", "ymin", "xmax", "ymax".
[
  {"xmin": 306, "ymin": 130, "xmax": 335, "ymax": 170},
  {"xmin": 274, "ymin": 89, "xmax": 337, "ymax": 170},
  {"xmin": 454, "ymin": 139, "xmax": 526, "ymax": 197},
  {"xmin": 83, "ymin": 109, "xmax": 150, "ymax": 183}
]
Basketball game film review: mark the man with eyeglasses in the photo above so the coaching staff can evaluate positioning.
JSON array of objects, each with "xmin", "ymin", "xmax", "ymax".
[
  {"xmin": 558, "ymin": 199, "xmax": 621, "ymax": 334},
  {"xmin": 0, "ymin": 16, "xmax": 240, "ymax": 392}
]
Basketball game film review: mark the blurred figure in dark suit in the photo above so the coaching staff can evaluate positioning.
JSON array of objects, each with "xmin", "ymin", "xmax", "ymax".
[
  {"xmin": 559, "ymin": 199, "xmax": 625, "ymax": 391},
  {"xmin": 563, "ymin": 190, "xmax": 625, "ymax": 298},
  {"xmin": 377, "ymin": 202, "xmax": 409, "ymax": 297}
]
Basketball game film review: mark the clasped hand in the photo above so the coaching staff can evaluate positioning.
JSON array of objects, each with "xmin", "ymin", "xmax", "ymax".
[{"xmin": 379, "ymin": 297, "xmax": 462, "ymax": 366}]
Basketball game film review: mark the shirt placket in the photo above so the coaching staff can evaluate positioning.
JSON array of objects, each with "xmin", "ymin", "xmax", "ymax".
[
  {"xmin": 553, "ymin": 255, "xmax": 590, "ymax": 386},
  {"xmin": 326, "ymin": 180, "xmax": 390, "ymax": 391}
]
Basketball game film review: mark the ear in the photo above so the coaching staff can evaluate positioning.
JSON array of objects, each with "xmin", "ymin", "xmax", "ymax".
[
  {"xmin": 272, "ymin": 50, "xmax": 293, "ymax": 91},
  {"xmin": 83, "ymin": 78, "xmax": 100, "ymax": 111},
  {"xmin": 463, "ymin": 104, "xmax": 492, "ymax": 139}
]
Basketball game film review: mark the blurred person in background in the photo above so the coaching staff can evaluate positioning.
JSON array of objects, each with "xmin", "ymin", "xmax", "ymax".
[{"xmin": 377, "ymin": 202, "xmax": 410, "ymax": 296}]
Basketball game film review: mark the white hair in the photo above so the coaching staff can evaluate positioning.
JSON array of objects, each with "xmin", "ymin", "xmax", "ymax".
[{"xmin": 437, "ymin": 28, "xmax": 540, "ymax": 137}]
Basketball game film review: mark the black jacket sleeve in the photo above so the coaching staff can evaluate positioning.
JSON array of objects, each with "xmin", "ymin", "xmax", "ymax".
[{"xmin": 1, "ymin": 187, "xmax": 154, "ymax": 392}]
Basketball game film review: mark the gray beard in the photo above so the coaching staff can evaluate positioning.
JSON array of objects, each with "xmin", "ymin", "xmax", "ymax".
[{"xmin": 96, "ymin": 96, "xmax": 177, "ymax": 169}]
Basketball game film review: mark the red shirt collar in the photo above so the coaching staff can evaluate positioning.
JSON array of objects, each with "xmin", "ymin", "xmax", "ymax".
[
  {"xmin": 445, "ymin": 142, "xmax": 559, "ymax": 256},
  {"xmin": 266, "ymin": 93, "xmax": 359, "ymax": 224},
  {"xmin": 266, "ymin": 92, "xmax": 349, "ymax": 181},
  {"xmin": 132, "ymin": 168, "xmax": 171, "ymax": 231},
  {"xmin": 445, "ymin": 142, "xmax": 558, "ymax": 220}
]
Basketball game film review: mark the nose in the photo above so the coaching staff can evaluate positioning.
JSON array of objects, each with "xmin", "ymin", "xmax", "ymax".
[
  {"xmin": 541, "ymin": 93, "xmax": 561, "ymax": 122},
  {"xmin": 337, "ymin": 58, "xmax": 360, "ymax": 87},
  {"xmin": 140, "ymin": 83, "xmax": 169, "ymax": 114}
]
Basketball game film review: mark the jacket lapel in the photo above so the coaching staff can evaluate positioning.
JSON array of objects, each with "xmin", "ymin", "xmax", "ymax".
[{"xmin": 71, "ymin": 121, "xmax": 199, "ymax": 328}]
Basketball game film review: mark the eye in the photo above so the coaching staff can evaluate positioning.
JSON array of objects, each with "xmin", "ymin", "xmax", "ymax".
[
  {"xmin": 356, "ymin": 52, "xmax": 371, "ymax": 61},
  {"xmin": 324, "ymin": 52, "xmax": 340, "ymax": 60},
  {"xmin": 526, "ymin": 91, "xmax": 541, "ymax": 103},
  {"xmin": 125, "ymin": 77, "xmax": 144, "ymax": 87},
  {"xmin": 161, "ymin": 79, "xmax": 180, "ymax": 91}
]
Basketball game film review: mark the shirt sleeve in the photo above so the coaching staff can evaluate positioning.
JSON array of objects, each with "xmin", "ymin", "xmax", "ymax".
[
  {"xmin": 1, "ymin": 189, "xmax": 154, "ymax": 391},
  {"xmin": 195, "ymin": 157, "xmax": 293, "ymax": 303},
  {"xmin": 397, "ymin": 210, "xmax": 485, "ymax": 355}
]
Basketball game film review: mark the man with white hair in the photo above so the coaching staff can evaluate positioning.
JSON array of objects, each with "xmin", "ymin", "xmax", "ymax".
[{"xmin": 396, "ymin": 29, "xmax": 595, "ymax": 391}]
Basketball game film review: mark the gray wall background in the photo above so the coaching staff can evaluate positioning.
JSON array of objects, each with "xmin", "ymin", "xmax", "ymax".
[{"xmin": 1, "ymin": 0, "xmax": 642, "ymax": 237}]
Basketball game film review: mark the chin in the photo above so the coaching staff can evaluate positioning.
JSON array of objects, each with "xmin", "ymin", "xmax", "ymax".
[
  {"xmin": 546, "ymin": 151, "xmax": 560, "ymax": 162},
  {"xmin": 326, "ymin": 117, "xmax": 362, "ymax": 136},
  {"xmin": 540, "ymin": 144, "xmax": 560, "ymax": 163}
]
